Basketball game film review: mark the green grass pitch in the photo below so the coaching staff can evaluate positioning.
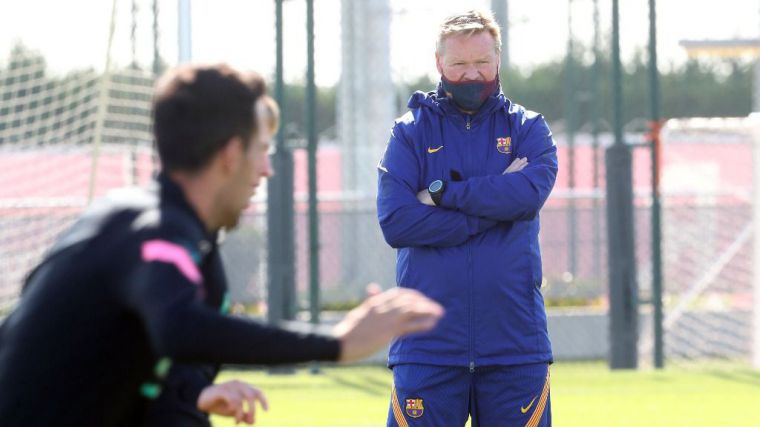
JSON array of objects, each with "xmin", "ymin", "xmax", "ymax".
[{"xmin": 211, "ymin": 362, "xmax": 760, "ymax": 426}]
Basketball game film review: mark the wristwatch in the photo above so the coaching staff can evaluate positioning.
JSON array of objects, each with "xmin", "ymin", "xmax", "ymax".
[{"xmin": 428, "ymin": 179, "xmax": 446, "ymax": 206}]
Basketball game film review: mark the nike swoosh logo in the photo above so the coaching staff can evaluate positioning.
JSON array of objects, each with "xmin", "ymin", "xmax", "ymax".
[
  {"xmin": 427, "ymin": 145, "xmax": 443, "ymax": 154},
  {"xmin": 520, "ymin": 396, "xmax": 538, "ymax": 414}
]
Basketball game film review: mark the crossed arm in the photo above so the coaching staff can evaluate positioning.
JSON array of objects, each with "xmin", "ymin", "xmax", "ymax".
[
  {"xmin": 377, "ymin": 127, "xmax": 500, "ymax": 249},
  {"xmin": 416, "ymin": 156, "xmax": 530, "ymax": 206},
  {"xmin": 378, "ymin": 119, "xmax": 558, "ymax": 249}
]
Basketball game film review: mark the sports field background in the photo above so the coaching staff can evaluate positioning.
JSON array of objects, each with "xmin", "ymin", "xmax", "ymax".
[
  {"xmin": 2, "ymin": 2, "xmax": 760, "ymax": 426},
  {"xmin": 211, "ymin": 362, "xmax": 760, "ymax": 426}
]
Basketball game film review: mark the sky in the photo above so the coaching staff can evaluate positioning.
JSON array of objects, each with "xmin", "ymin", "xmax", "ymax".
[{"xmin": 1, "ymin": 0, "xmax": 759, "ymax": 86}]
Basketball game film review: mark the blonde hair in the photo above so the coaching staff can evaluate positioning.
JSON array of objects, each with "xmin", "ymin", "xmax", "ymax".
[
  {"xmin": 256, "ymin": 95, "xmax": 280, "ymax": 135},
  {"xmin": 436, "ymin": 9, "xmax": 502, "ymax": 54}
]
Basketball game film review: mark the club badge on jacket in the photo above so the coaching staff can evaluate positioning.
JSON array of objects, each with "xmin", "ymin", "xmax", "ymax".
[{"xmin": 496, "ymin": 137, "xmax": 511, "ymax": 154}]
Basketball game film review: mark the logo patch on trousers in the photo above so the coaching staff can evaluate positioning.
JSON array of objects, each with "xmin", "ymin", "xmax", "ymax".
[
  {"xmin": 496, "ymin": 137, "xmax": 511, "ymax": 154},
  {"xmin": 406, "ymin": 398, "xmax": 424, "ymax": 418},
  {"xmin": 521, "ymin": 395, "xmax": 538, "ymax": 413}
]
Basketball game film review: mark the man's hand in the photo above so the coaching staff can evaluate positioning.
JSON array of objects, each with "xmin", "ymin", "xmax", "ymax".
[
  {"xmin": 417, "ymin": 189, "xmax": 435, "ymax": 206},
  {"xmin": 333, "ymin": 288, "xmax": 444, "ymax": 362},
  {"xmin": 503, "ymin": 157, "xmax": 528, "ymax": 174},
  {"xmin": 197, "ymin": 380, "xmax": 268, "ymax": 425}
]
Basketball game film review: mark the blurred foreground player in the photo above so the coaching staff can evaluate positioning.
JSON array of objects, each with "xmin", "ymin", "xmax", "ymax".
[
  {"xmin": 143, "ymin": 95, "xmax": 282, "ymax": 427},
  {"xmin": 0, "ymin": 64, "xmax": 443, "ymax": 427}
]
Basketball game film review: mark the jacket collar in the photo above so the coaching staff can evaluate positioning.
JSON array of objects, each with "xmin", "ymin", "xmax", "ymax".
[
  {"xmin": 407, "ymin": 80, "xmax": 510, "ymax": 121},
  {"xmin": 157, "ymin": 172, "xmax": 216, "ymax": 242}
]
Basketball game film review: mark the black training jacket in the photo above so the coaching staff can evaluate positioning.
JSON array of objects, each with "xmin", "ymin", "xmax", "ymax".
[{"xmin": 0, "ymin": 174, "xmax": 339, "ymax": 426}]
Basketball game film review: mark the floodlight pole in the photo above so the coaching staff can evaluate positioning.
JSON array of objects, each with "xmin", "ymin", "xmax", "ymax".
[
  {"xmin": 178, "ymin": 0, "xmax": 191, "ymax": 63},
  {"xmin": 606, "ymin": 0, "xmax": 639, "ymax": 370},
  {"xmin": 152, "ymin": 0, "xmax": 162, "ymax": 75},
  {"xmin": 491, "ymin": 0, "xmax": 509, "ymax": 69}
]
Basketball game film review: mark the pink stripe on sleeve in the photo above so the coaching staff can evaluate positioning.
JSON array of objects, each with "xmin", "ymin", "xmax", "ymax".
[{"xmin": 141, "ymin": 240, "xmax": 202, "ymax": 285}]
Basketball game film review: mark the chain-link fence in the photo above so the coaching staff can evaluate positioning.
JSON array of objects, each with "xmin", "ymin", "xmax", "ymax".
[
  {"xmin": 1, "ymin": 1, "xmax": 758, "ymax": 367},
  {"xmin": 546, "ymin": 120, "xmax": 756, "ymax": 364},
  {"xmin": 653, "ymin": 120, "xmax": 755, "ymax": 365},
  {"xmin": 0, "ymin": 40, "xmax": 157, "ymax": 312}
]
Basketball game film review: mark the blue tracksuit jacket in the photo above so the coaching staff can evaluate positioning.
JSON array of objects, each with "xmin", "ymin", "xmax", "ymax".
[{"xmin": 377, "ymin": 85, "xmax": 558, "ymax": 368}]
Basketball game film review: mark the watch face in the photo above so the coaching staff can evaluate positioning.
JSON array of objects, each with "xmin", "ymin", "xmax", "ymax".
[{"xmin": 429, "ymin": 180, "xmax": 443, "ymax": 193}]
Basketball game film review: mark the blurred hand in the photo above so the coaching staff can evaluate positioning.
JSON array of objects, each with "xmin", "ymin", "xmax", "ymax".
[
  {"xmin": 503, "ymin": 157, "xmax": 528, "ymax": 174},
  {"xmin": 417, "ymin": 189, "xmax": 435, "ymax": 206},
  {"xmin": 333, "ymin": 288, "xmax": 444, "ymax": 362},
  {"xmin": 197, "ymin": 380, "xmax": 268, "ymax": 425}
]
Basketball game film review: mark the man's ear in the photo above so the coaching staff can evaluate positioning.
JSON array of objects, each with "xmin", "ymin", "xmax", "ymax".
[{"xmin": 435, "ymin": 51, "xmax": 443, "ymax": 75}]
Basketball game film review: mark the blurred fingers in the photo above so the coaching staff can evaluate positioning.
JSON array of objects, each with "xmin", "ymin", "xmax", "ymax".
[
  {"xmin": 241, "ymin": 384, "xmax": 269, "ymax": 425},
  {"xmin": 503, "ymin": 157, "xmax": 528, "ymax": 174}
]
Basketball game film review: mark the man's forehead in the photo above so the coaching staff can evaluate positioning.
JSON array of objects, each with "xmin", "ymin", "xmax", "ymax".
[{"xmin": 441, "ymin": 31, "xmax": 496, "ymax": 53}]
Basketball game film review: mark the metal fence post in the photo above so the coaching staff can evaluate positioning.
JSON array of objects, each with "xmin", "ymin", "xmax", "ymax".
[
  {"xmin": 306, "ymin": 0, "xmax": 320, "ymax": 327},
  {"xmin": 267, "ymin": 0, "xmax": 296, "ymax": 326},
  {"xmin": 607, "ymin": 0, "xmax": 639, "ymax": 369},
  {"xmin": 648, "ymin": 0, "xmax": 665, "ymax": 369}
]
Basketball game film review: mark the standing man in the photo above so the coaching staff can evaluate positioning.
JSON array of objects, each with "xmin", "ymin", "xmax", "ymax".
[
  {"xmin": 0, "ymin": 64, "xmax": 444, "ymax": 426},
  {"xmin": 377, "ymin": 10, "xmax": 558, "ymax": 427}
]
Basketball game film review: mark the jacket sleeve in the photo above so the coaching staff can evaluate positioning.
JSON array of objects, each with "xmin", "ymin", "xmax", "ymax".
[
  {"xmin": 121, "ymin": 240, "xmax": 341, "ymax": 366},
  {"xmin": 377, "ymin": 122, "xmax": 497, "ymax": 248},
  {"xmin": 439, "ymin": 114, "xmax": 558, "ymax": 222}
]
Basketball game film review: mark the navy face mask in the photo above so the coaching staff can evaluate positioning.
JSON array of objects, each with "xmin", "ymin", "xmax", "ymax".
[{"xmin": 440, "ymin": 73, "xmax": 499, "ymax": 112}]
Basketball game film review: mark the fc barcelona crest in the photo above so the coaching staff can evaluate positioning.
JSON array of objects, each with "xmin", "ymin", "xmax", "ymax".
[
  {"xmin": 406, "ymin": 398, "xmax": 424, "ymax": 418},
  {"xmin": 496, "ymin": 137, "xmax": 511, "ymax": 154}
]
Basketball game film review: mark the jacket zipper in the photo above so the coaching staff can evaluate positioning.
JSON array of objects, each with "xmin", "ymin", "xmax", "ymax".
[
  {"xmin": 468, "ymin": 241, "xmax": 474, "ymax": 374},
  {"xmin": 466, "ymin": 113, "xmax": 474, "ymax": 374}
]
